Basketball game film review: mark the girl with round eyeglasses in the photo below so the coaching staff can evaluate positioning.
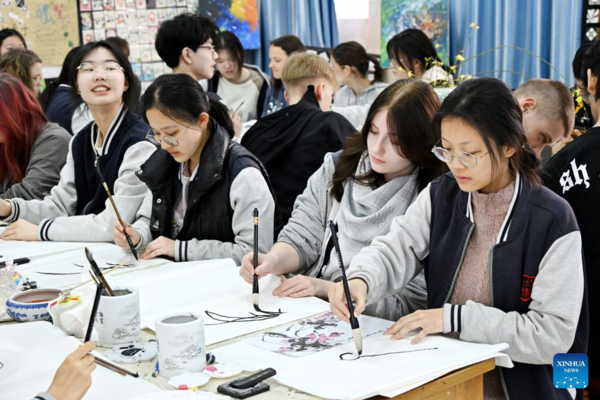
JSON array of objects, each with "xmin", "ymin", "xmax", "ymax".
[{"xmin": 329, "ymin": 77, "xmax": 587, "ymax": 400}]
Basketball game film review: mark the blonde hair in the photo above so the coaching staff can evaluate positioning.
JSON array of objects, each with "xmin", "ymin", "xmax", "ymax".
[
  {"xmin": 0, "ymin": 48, "xmax": 42, "ymax": 94},
  {"xmin": 514, "ymin": 79, "xmax": 575, "ymax": 138},
  {"xmin": 281, "ymin": 53, "xmax": 336, "ymax": 92}
]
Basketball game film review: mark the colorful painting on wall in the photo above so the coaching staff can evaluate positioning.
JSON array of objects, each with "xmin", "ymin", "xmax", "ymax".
[
  {"xmin": 380, "ymin": 0, "xmax": 449, "ymax": 67},
  {"xmin": 199, "ymin": 0, "xmax": 260, "ymax": 49}
]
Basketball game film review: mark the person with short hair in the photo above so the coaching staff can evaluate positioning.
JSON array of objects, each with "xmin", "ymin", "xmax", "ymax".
[
  {"xmin": 0, "ymin": 48, "xmax": 43, "ymax": 96},
  {"xmin": 154, "ymin": 13, "xmax": 219, "ymax": 81},
  {"xmin": 242, "ymin": 53, "xmax": 356, "ymax": 224},
  {"xmin": 0, "ymin": 28, "xmax": 26, "ymax": 58},
  {"xmin": 513, "ymin": 78, "xmax": 575, "ymax": 158}
]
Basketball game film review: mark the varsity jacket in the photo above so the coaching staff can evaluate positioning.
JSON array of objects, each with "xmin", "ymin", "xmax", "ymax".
[{"xmin": 347, "ymin": 172, "xmax": 588, "ymax": 400}]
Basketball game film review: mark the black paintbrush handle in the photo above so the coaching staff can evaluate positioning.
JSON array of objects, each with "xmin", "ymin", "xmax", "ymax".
[
  {"xmin": 85, "ymin": 282, "xmax": 104, "ymax": 342},
  {"xmin": 253, "ymin": 208, "xmax": 259, "ymax": 295},
  {"xmin": 329, "ymin": 221, "xmax": 359, "ymax": 329},
  {"xmin": 125, "ymin": 234, "xmax": 138, "ymax": 260}
]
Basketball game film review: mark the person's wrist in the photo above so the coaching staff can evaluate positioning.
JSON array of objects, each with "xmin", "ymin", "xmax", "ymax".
[{"xmin": 0, "ymin": 200, "xmax": 11, "ymax": 217}]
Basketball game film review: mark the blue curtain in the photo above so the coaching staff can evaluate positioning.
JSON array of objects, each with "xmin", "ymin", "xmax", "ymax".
[
  {"xmin": 449, "ymin": 0, "xmax": 582, "ymax": 89},
  {"xmin": 245, "ymin": 0, "xmax": 339, "ymax": 72}
]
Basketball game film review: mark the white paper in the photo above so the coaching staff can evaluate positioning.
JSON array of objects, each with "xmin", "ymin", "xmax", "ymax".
[
  {"xmin": 0, "ymin": 336, "xmax": 160, "ymax": 400},
  {"xmin": 0, "ymin": 238, "xmax": 97, "ymax": 262},
  {"xmin": 111, "ymin": 260, "xmax": 331, "ymax": 345},
  {"xmin": 212, "ymin": 334, "xmax": 510, "ymax": 400},
  {"xmin": 0, "ymin": 321, "xmax": 66, "ymax": 357},
  {"xmin": 16, "ymin": 243, "xmax": 170, "ymax": 289},
  {"xmin": 244, "ymin": 312, "xmax": 392, "ymax": 357}
]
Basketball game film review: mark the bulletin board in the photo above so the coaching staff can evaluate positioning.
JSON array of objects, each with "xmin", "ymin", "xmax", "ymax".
[
  {"xmin": 0, "ymin": 0, "xmax": 80, "ymax": 65},
  {"xmin": 78, "ymin": 0, "xmax": 197, "ymax": 92}
]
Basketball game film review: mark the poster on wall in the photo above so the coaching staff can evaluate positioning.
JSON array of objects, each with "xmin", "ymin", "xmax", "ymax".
[
  {"xmin": 198, "ymin": 0, "xmax": 260, "ymax": 50},
  {"xmin": 380, "ymin": 0, "xmax": 449, "ymax": 67},
  {"xmin": 0, "ymin": 0, "xmax": 80, "ymax": 65}
]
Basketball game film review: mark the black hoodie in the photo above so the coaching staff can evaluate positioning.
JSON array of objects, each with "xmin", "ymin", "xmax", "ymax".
[{"xmin": 241, "ymin": 86, "xmax": 356, "ymax": 224}]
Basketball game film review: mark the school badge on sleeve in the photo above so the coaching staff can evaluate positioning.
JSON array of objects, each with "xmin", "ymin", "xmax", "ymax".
[{"xmin": 554, "ymin": 353, "xmax": 588, "ymax": 389}]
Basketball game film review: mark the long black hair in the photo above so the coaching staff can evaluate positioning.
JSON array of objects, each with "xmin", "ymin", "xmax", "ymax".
[
  {"xmin": 270, "ymin": 35, "xmax": 305, "ymax": 89},
  {"xmin": 432, "ymin": 77, "xmax": 540, "ymax": 185},
  {"xmin": 386, "ymin": 29, "xmax": 451, "ymax": 76},
  {"xmin": 69, "ymin": 40, "xmax": 140, "ymax": 111},
  {"xmin": 38, "ymin": 46, "xmax": 80, "ymax": 111},
  {"xmin": 0, "ymin": 29, "xmax": 27, "ymax": 53},
  {"xmin": 141, "ymin": 73, "xmax": 234, "ymax": 138},
  {"xmin": 332, "ymin": 41, "xmax": 382, "ymax": 83},
  {"xmin": 331, "ymin": 79, "xmax": 444, "ymax": 201}
]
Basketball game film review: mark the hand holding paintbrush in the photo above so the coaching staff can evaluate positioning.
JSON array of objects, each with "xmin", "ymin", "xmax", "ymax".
[{"xmin": 329, "ymin": 221, "xmax": 363, "ymax": 355}]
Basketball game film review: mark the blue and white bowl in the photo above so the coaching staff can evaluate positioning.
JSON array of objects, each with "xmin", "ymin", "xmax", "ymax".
[{"xmin": 5, "ymin": 288, "xmax": 61, "ymax": 322}]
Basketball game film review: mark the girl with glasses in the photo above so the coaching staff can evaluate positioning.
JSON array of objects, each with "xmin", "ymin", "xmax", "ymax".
[
  {"xmin": 329, "ymin": 77, "xmax": 587, "ymax": 400},
  {"xmin": 0, "ymin": 41, "xmax": 155, "ymax": 243},
  {"xmin": 113, "ymin": 74, "xmax": 281, "ymax": 264},
  {"xmin": 239, "ymin": 79, "xmax": 442, "ymax": 320}
]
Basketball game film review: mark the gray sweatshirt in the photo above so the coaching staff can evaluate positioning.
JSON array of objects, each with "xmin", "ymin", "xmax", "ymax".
[
  {"xmin": 347, "ymin": 183, "xmax": 584, "ymax": 364},
  {"xmin": 1, "ymin": 123, "xmax": 71, "ymax": 200},
  {"xmin": 331, "ymin": 82, "xmax": 388, "ymax": 130},
  {"xmin": 278, "ymin": 152, "xmax": 427, "ymax": 321},
  {"xmin": 131, "ymin": 166, "xmax": 275, "ymax": 265},
  {"xmin": 3, "ymin": 140, "xmax": 156, "ymax": 242}
]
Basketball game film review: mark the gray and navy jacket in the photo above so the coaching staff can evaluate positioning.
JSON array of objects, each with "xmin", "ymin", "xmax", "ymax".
[
  {"xmin": 347, "ymin": 172, "xmax": 588, "ymax": 400},
  {"xmin": 2, "ymin": 105, "xmax": 156, "ymax": 242}
]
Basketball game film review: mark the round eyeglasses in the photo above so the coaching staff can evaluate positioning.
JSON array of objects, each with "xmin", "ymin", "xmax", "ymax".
[
  {"xmin": 146, "ymin": 123, "xmax": 200, "ymax": 147},
  {"xmin": 76, "ymin": 61, "xmax": 124, "ymax": 77},
  {"xmin": 431, "ymin": 146, "xmax": 489, "ymax": 168}
]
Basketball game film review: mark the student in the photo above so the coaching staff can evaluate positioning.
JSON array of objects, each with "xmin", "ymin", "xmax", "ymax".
[
  {"xmin": 155, "ymin": 13, "xmax": 219, "ymax": 82},
  {"xmin": 33, "ymin": 342, "xmax": 96, "ymax": 400},
  {"xmin": 543, "ymin": 39, "xmax": 600, "ymax": 389},
  {"xmin": 262, "ymin": 35, "xmax": 305, "ymax": 117},
  {"xmin": 0, "ymin": 40, "xmax": 155, "ymax": 242},
  {"xmin": 572, "ymin": 42, "xmax": 594, "ymax": 130},
  {"xmin": 240, "ymin": 79, "xmax": 444, "ymax": 320},
  {"xmin": 330, "ymin": 78, "xmax": 588, "ymax": 400},
  {"xmin": 242, "ymin": 53, "xmax": 356, "ymax": 224},
  {"xmin": 387, "ymin": 29, "xmax": 453, "ymax": 84},
  {"xmin": 513, "ymin": 79, "xmax": 574, "ymax": 159},
  {"xmin": 207, "ymin": 31, "xmax": 269, "ymax": 122},
  {"xmin": 39, "ymin": 46, "xmax": 81, "ymax": 135},
  {"xmin": 0, "ymin": 28, "xmax": 26, "ymax": 58},
  {"xmin": 0, "ymin": 73, "xmax": 70, "ymax": 200},
  {"xmin": 0, "ymin": 48, "xmax": 43, "ymax": 96},
  {"xmin": 113, "ymin": 74, "xmax": 280, "ymax": 264},
  {"xmin": 330, "ymin": 41, "xmax": 388, "ymax": 129}
]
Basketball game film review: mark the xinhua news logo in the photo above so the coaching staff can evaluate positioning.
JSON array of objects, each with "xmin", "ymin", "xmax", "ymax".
[{"xmin": 553, "ymin": 353, "xmax": 588, "ymax": 389}]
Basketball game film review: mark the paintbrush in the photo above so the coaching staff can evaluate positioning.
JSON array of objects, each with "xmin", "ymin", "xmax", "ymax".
[
  {"xmin": 94, "ymin": 356, "xmax": 139, "ymax": 378},
  {"xmin": 62, "ymin": 261, "xmax": 128, "ymax": 295},
  {"xmin": 252, "ymin": 208, "xmax": 259, "ymax": 309},
  {"xmin": 84, "ymin": 282, "xmax": 104, "ymax": 342},
  {"xmin": 328, "ymin": 220, "xmax": 362, "ymax": 356},
  {"xmin": 85, "ymin": 247, "xmax": 115, "ymax": 296},
  {"xmin": 94, "ymin": 158, "xmax": 138, "ymax": 260}
]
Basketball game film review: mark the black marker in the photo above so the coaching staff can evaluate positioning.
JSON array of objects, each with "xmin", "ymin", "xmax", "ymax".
[
  {"xmin": 252, "ymin": 208, "xmax": 259, "ymax": 308},
  {"xmin": 0, "ymin": 257, "xmax": 29, "ymax": 268},
  {"xmin": 329, "ymin": 220, "xmax": 362, "ymax": 356},
  {"xmin": 85, "ymin": 282, "xmax": 104, "ymax": 342}
]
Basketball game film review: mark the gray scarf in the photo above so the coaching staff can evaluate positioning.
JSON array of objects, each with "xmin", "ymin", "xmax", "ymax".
[{"xmin": 322, "ymin": 152, "xmax": 420, "ymax": 281}]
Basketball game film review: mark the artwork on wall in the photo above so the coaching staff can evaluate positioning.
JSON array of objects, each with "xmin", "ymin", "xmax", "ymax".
[
  {"xmin": 199, "ymin": 0, "xmax": 260, "ymax": 49},
  {"xmin": 380, "ymin": 0, "xmax": 449, "ymax": 67}
]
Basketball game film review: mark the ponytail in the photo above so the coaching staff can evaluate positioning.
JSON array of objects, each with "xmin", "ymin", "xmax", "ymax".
[
  {"xmin": 208, "ymin": 97, "xmax": 234, "ymax": 138},
  {"xmin": 367, "ymin": 54, "xmax": 383, "ymax": 83}
]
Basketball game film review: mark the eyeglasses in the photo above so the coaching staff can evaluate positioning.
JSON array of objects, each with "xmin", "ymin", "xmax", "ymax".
[
  {"xmin": 77, "ymin": 61, "xmax": 125, "ymax": 77},
  {"xmin": 146, "ymin": 122, "xmax": 200, "ymax": 147},
  {"xmin": 197, "ymin": 45, "xmax": 216, "ymax": 53},
  {"xmin": 431, "ymin": 142, "xmax": 489, "ymax": 168}
]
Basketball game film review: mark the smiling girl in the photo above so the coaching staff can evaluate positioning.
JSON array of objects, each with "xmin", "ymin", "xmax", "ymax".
[
  {"xmin": 329, "ymin": 77, "xmax": 588, "ymax": 400},
  {"xmin": 0, "ymin": 41, "xmax": 155, "ymax": 242},
  {"xmin": 240, "ymin": 79, "xmax": 443, "ymax": 320}
]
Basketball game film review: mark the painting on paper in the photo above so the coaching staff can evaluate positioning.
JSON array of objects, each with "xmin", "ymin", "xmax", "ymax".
[
  {"xmin": 199, "ymin": 0, "xmax": 260, "ymax": 49},
  {"xmin": 380, "ymin": 0, "xmax": 449, "ymax": 67}
]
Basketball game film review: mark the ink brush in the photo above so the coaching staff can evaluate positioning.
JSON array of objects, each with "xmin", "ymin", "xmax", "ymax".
[
  {"xmin": 85, "ymin": 247, "xmax": 115, "ymax": 296},
  {"xmin": 252, "ymin": 208, "xmax": 260, "ymax": 309}
]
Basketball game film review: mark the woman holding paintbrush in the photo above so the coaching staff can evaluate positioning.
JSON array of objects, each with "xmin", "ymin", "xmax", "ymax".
[
  {"xmin": 0, "ymin": 40, "xmax": 155, "ymax": 243},
  {"xmin": 240, "ymin": 79, "xmax": 444, "ymax": 321},
  {"xmin": 113, "ymin": 73, "xmax": 281, "ymax": 264}
]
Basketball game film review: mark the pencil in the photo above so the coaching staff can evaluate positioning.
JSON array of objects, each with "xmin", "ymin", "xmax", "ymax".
[
  {"xmin": 252, "ymin": 208, "xmax": 259, "ymax": 308},
  {"xmin": 329, "ymin": 220, "xmax": 362, "ymax": 355}
]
